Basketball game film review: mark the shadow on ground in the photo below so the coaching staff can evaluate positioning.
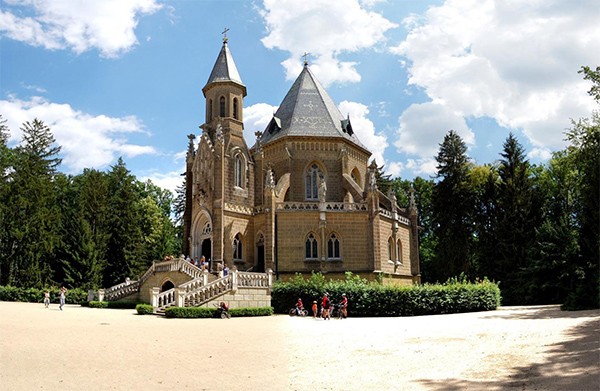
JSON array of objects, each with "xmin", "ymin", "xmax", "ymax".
[{"xmin": 415, "ymin": 310, "xmax": 600, "ymax": 390}]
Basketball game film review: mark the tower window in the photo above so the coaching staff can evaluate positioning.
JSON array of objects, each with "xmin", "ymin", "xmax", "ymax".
[
  {"xmin": 208, "ymin": 99, "xmax": 213, "ymax": 122},
  {"xmin": 388, "ymin": 237, "xmax": 394, "ymax": 261},
  {"xmin": 305, "ymin": 163, "xmax": 322, "ymax": 201},
  {"xmin": 233, "ymin": 98, "xmax": 239, "ymax": 120},
  {"xmin": 234, "ymin": 153, "xmax": 244, "ymax": 188},
  {"xmin": 219, "ymin": 96, "xmax": 226, "ymax": 117}
]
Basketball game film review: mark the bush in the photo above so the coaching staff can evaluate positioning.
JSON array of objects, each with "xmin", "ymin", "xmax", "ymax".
[
  {"xmin": 271, "ymin": 273, "xmax": 501, "ymax": 317},
  {"xmin": 88, "ymin": 301, "xmax": 139, "ymax": 309},
  {"xmin": 136, "ymin": 304, "xmax": 154, "ymax": 315},
  {"xmin": 164, "ymin": 306, "xmax": 274, "ymax": 318},
  {"xmin": 0, "ymin": 285, "xmax": 88, "ymax": 304}
]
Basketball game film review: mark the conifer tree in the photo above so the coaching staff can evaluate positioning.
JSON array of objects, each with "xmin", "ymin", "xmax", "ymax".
[
  {"xmin": 3, "ymin": 119, "xmax": 62, "ymax": 287},
  {"xmin": 431, "ymin": 130, "xmax": 475, "ymax": 282},
  {"xmin": 104, "ymin": 157, "xmax": 144, "ymax": 286}
]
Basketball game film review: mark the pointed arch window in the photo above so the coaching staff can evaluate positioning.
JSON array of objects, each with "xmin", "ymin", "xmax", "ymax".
[
  {"xmin": 305, "ymin": 163, "xmax": 322, "ymax": 201},
  {"xmin": 233, "ymin": 233, "xmax": 243, "ymax": 260},
  {"xmin": 396, "ymin": 239, "xmax": 403, "ymax": 264},
  {"xmin": 219, "ymin": 96, "xmax": 226, "ymax": 117},
  {"xmin": 327, "ymin": 233, "xmax": 340, "ymax": 260},
  {"xmin": 208, "ymin": 99, "xmax": 213, "ymax": 122},
  {"xmin": 233, "ymin": 98, "xmax": 239, "ymax": 120},
  {"xmin": 234, "ymin": 153, "xmax": 244, "ymax": 188},
  {"xmin": 305, "ymin": 233, "xmax": 318, "ymax": 260},
  {"xmin": 388, "ymin": 237, "xmax": 394, "ymax": 261}
]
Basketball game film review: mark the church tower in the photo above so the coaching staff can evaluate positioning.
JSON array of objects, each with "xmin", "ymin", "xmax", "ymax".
[{"xmin": 186, "ymin": 34, "xmax": 255, "ymax": 270}]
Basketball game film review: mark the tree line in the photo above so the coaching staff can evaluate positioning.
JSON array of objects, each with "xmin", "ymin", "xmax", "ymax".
[
  {"xmin": 0, "ymin": 117, "xmax": 183, "ymax": 289},
  {"xmin": 382, "ymin": 66, "xmax": 599, "ymax": 309},
  {"xmin": 0, "ymin": 67, "xmax": 597, "ymax": 309}
]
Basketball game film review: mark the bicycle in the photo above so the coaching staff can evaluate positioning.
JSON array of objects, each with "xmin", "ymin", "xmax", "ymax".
[
  {"xmin": 289, "ymin": 306, "xmax": 308, "ymax": 316},
  {"xmin": 214, "ymin": 302, "xmax": 231, "ymax": 319}
]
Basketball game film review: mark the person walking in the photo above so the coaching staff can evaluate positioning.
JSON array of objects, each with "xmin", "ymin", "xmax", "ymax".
[
  {"xmin": 59, "ymin": 286, "xmax": 67, "ymax": 311},
  {"xmin": 321, "ymin": 293, "xmax": 331, "ymax": 320},
  {"xmin": 341, "ymin": 293, "xmax": 348, "ymax": 319},
  {"xmin": 43, "ymin": 291, "xmax": 50, "ymax": 308}
]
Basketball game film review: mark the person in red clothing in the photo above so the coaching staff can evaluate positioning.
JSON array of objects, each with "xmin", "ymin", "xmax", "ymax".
[
  {"xmin": 321, "ymin": 293, "xmax": 331, "ymax": 320},
  {"xmin": 295, "ymin": 298, "xmax": 304, "ymax": 315},
  {"xmin": 312, "ymin": 300, "xmax": 318, "ymax": 318},
  {"xmin": 340, "ymin": 293, "xmax": 348, "ymax": 318}
]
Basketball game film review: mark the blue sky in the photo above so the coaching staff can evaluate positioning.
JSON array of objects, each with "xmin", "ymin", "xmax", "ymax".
[{"xmin": 1, "ymin": 0, "xmax": 598, "ymax": 193}]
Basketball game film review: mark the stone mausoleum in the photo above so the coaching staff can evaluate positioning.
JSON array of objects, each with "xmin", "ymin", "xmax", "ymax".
[{"xmin": 182, "ymin": 36, "xmax": 420, "ymax": 284}]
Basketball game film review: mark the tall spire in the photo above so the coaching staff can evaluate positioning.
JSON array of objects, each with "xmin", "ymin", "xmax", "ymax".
[{"xmin": 203, "ymin": 31, "xmax": 246, "ymax": 95}]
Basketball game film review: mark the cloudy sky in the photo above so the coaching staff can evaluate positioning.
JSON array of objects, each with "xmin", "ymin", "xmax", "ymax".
[{"xmin": 1, "ymin": 0, "xmax": 598, "ymax": 193}]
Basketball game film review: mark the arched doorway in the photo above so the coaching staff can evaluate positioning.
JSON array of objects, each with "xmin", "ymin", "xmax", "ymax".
[
  {"xmin": 161, "ymin": 280, "xmax": 175, "ymax": 292},
  {"xmin": 201, "ymin": 238, "xmax": 212, "ymax": 270},
  {"xmin": 256, "ymin": 233, "xmax": 265, "ymax": 272}
]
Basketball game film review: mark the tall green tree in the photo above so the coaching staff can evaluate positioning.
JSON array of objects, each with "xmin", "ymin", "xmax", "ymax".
[
  {"xmin": 2, "ymin": 119, "xmax": 62, "ymax": 287},
  {"xmin": 431, "ymin": 130, "xmax": 475, "ymax": 282},
  {"xmin": 493, "ymin": 134, "xmax": 542, "ymax": 304},
  {"xmin": 0, "ymin": 115, "xmax": 14, "ymax": 284},
  {"xmin": 104, "ymin": 158, "xmax": 144, "ymax": 286}
]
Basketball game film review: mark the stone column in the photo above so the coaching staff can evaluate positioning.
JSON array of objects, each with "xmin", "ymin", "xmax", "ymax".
[
  {"xmin": 150, "ymin": 287, "xmax": 160, "ymax": 308},
  {"xmin": 98, "ymin": 289, "xmax": 105, "ymax": 302},
  {"xmin": 175, "ymin": 288, "xmax": 185, "ymax": 307},
  {"xmin": 87, "ymin": 290, "xmax": 96, "ymax": 302},
  {"xmin": 202, "ymin": 269, "xmax": 209, "ymax": 285},
  {"xmin": 231, "ymin": 266, "xmax": 238, "ymax": 293}
]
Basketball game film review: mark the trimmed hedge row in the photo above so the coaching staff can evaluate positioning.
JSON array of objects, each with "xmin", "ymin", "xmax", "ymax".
[
  {"xmin": 164, "ymin": 306, "xmax": 274, "ymax": 318},
  {"xmin": 0, "ymin": 285, "xmax": 88, "ymax": 304},
  {"xmin": 271, "ymin": 273, "xmax": 501, "ymax": 317},
  {"xmin": 86, "ymin": 301, "xmax": 139, "ymax": 309}
]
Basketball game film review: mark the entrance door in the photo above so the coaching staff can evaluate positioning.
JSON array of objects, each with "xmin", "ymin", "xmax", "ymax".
[
  {"xmin": 201, "ymin": 238, "xmax": 212, "ymax": 270},
  {"xmin": 161, "ymin": 280, "xmax": 174, "ymax": 292},
  {"xmin": 256, "ymin": 244, "xmax": 265, "ymax": 272}
]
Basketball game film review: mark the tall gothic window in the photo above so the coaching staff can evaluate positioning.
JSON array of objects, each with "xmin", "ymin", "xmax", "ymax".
[
  {"xmin": 305, "ymin": 233, "xmax": 318, "ymax": 259},
  {"xmin": 388, "ymin": 237, "xmax": 394, "ymax": 261},
  {"xmin": 305, "ymin": 163, "xmax": 322, "ymax": 200},
  {"xmin": 219, "ymin": 96, "xmax": 226, "ymax": 117},
  {"xmin": 234, "ymin": 153, "xmax": 244, "ymax": 188},
  {"xmin": 397, "ymin": 239, "xmax": 402, "ymax": 264},
  {"xmin": 208, "ymin": 99, "xmax": 213, "ymax": 122},
  {"xmin": 233, "ymin": 98, "xmax": 239, "ymax": 120},
  {"xmin": 233, "ymin": 233, "xmax": 242, "ymax": 260},
  {"xmin": 327, "ymin": 233, "xmax": 340, "ymax": 259}
]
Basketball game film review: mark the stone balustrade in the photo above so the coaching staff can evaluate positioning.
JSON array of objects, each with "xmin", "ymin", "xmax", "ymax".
[
  {"xmin": 184, "ymin": 275, "xmax": 233, "ymax": 307},
  {"xmin": 277, "ymin": 202, "xmax": 367, "ymax": 212}
]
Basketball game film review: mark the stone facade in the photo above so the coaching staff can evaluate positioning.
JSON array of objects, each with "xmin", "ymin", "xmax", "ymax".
[{"xmin": 183, "ymin": 39, "xmax": 420, "ymax": 285}]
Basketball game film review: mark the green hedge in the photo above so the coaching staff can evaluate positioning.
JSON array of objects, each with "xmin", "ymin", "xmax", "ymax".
[
  {"xmin": 164, "ymin": 306, "xmax": 273, "ymax": 318},
  {"xmin": 88, "ymin": 301, "xmax": 139, "ymax": 309},
  {"xmin": 136, "ymin": 304, "xmax": 154, "ymax": 315},
  {"xmin": 0, "ymin": 285, "xmax": 88, "ymax": 304},
  {"xmin": 271, "ymin": 272, "xmax": 501, "ymax": 317}
]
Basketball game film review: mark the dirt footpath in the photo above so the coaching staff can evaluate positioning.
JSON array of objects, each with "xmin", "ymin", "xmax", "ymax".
[{"xmin": 0, "ymin": 302, "xmax": 598, "ymax": 391}]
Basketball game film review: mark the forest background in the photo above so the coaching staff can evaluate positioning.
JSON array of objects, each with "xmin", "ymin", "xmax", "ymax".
[{"xmin": 0, "ymin": 67, "xmax": 597, "ymax": 310}]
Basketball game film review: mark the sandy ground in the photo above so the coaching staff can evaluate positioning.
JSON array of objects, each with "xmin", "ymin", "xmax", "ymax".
[{"xmin": 0, "ymin": 302, "xmax": 598, "ymax": 391}]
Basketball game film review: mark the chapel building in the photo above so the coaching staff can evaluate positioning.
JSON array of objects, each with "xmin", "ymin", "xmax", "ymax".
[{"xmin": 182, "ymin": 37, "xmax": 420, "ymax": 284}]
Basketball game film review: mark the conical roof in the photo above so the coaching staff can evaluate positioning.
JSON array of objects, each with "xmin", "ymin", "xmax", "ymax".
[
  {"xmin": 203, "ymin": 40, "xmax": 246, "ymax": 95},
  {"xmin": 259, "ymin": 65, "xmax": 367, "ymax": 151}
]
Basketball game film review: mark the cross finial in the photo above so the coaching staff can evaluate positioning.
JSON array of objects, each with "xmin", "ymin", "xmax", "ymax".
[
  {"xmin": 222, "ymin": 27, "xmax": 230, "ymax": 43},
  {"xmin": 302, "ymin": 52, "xmax": 310, "ymax": 66}
]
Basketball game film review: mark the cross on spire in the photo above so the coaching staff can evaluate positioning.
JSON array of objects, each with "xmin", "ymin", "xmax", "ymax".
[
  {"xmin": 222, "ymin": 27, "xmax": 230, "ymax": 43},
  {"xmin": 302, "ymin": 52, "xmax": 310, "ymax": 66}
]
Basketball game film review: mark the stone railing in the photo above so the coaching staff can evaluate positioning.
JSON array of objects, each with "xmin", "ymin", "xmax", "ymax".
[
  {"xmin": 183, "ymin": 275, "xmax": 233, "ymax": 307},
  {"xmin": 277, "ymin": 202, "xmax": 367, "ymax": 212},
  {"xmin": 178, "ymin": 270, "xmax": 210, "ymax": 293},
  {"xmin": 238, "ymin": 271, "xmax": 271, "ymax": 288},
  {"xmin": 102, "ymin": 279, "xmax": 139, "ymax": 301},
  {"xmin": 152, "ymin": 287, "xmax": 176, "ymax": 310},
  {"xmin": 378, "ymin": 208, "xmax": 411, "ymax": 226}
]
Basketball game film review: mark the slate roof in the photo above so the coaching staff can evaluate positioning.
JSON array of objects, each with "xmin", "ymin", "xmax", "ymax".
[
  {"xmin": 204, "ymin": 41, "xmax": 245, "ymax": 95},
  {"xmin": 259, "ymin": 64, "xmax": 368, "ymax": 151}
]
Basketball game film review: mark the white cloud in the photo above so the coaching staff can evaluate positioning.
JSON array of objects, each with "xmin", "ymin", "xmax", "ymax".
[
  {"xmin": 527, "ymin": 147, "xmax": 552, "ymax": 161},
  {"xmin": 0, "ymin": 95, "xmax": 157, "ymax": 172},
  {"xmin": 394, "ymin": 102, "xmax": 474, "ymax": 158},
  {"xmin": 243, "ymin": 103, "xmax": 278, "ymax": 147},
  {"xmin": 0, "ymin": 0, "xmax": 162, "ymax": 57},
  {"xmin": 141, "ymin": 169, "xmax": 184, "ymax": 196},
  {"xmin": 391, "ymin": 0, "xmax": 600, "ymax": 152},
  {"xmin": 259, "ymin": 0, "xmax": 397, "ymax": 86},
  {"xmin": 405, "ymin": 158, "xmax": 437, "ymax": 177},
  {"xmin": 386, "ymin": 161, "xmax": 404, "ymax": 177}
]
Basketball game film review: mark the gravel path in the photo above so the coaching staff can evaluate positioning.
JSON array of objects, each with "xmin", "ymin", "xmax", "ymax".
[{"xmin": 0, "ymin": 302, "xmax": 598, "ymax": 390}]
